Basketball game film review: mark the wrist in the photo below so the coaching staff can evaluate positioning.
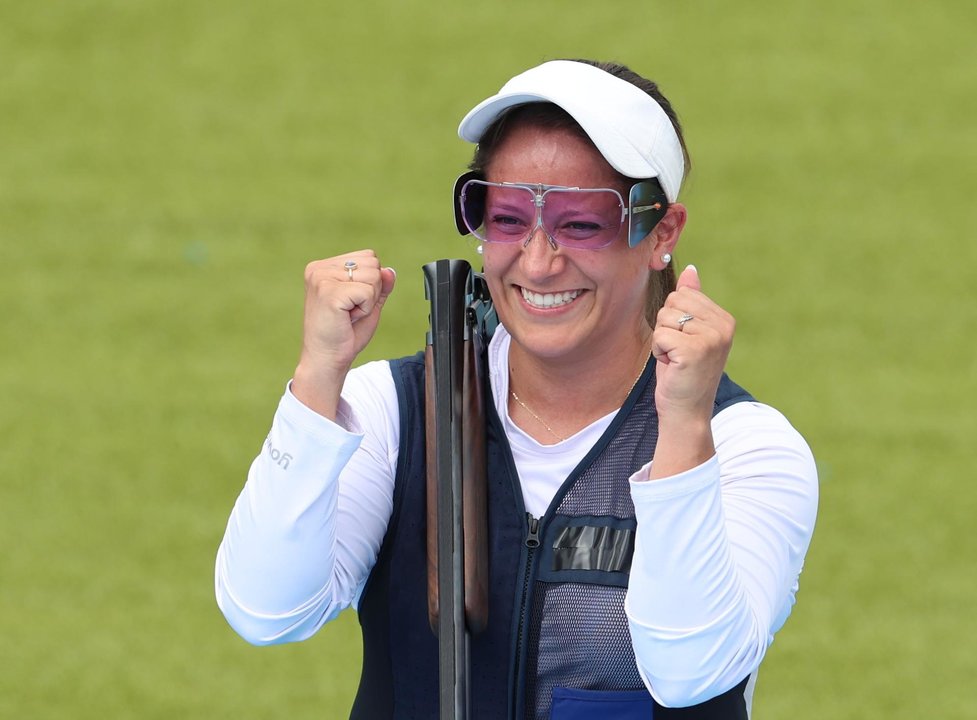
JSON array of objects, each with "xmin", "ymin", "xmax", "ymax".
[
  {"xmin": 291, "ymin": 361, "xmax": 346, "ymax": 420},
  {"xmin": 648, "ymin": 414, "xmax": 714, "ymax": 481}
]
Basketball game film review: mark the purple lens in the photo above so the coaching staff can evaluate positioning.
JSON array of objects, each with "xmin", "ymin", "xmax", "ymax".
[{"xmin": 540, "ymin": 189, "xmax": 623, "ymax": 248}]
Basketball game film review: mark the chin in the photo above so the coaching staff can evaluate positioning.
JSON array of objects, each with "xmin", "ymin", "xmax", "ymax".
[{"xmin": 508, "ymin": 322, "xmax": 588, "ymax": 359}]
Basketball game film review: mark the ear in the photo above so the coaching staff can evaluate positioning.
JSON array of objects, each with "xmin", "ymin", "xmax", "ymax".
[{"xmin": 647, "ymin": 203, "xmax": 687, "ymax": 271}]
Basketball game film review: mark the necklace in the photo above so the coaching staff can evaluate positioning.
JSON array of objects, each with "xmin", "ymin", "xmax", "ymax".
[
  {"xmin": 509, "ymin": 350, "xmax": 653, "ymax": 443},
  {"xmin": 510, "ymin": 389, "xmax": 567, "ymax": 442}
]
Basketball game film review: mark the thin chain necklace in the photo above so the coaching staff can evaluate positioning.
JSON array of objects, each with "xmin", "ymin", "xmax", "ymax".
[
  {"xmin": 509, "ymin": 349, "xmax": 652, "ymax": 443},
  {"xmin": 509, "ymin": 388, "xmax": 568, "ymax": 442}
]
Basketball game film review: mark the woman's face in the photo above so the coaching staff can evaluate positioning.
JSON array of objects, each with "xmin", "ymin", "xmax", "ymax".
[{"xmin": 481, "ymin": 123, "xmax": 657, "ymax": 366}]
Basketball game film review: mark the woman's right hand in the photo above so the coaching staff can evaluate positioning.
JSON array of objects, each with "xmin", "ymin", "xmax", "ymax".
[{"xmin": 291, "ymin": 250, "xmax": 397, "ymax": 419}]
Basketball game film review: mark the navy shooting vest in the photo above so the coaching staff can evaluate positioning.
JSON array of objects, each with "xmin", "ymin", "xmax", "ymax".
[{"xmin": 350, "ymin": 351, "xmax": 754, "ymax": 720}]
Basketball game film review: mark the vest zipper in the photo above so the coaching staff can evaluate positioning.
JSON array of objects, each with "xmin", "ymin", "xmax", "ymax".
[
  {"xmin": 525, "ymin": 513, "xmax": 541, "ymax": 549},
  {"xmin": 512, "ymin": 512, "xmax": 540, "ymax": 719}
]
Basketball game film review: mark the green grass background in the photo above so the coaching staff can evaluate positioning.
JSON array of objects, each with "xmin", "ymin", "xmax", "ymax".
[{"xmin": 2, "ymin": 0, "xmax": 974, "ymax": 717}]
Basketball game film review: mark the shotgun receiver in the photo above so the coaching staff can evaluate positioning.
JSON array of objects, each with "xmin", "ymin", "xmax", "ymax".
[{"xmin": 423, "ymin": 259, "xmax": 495, "ymax": 719}]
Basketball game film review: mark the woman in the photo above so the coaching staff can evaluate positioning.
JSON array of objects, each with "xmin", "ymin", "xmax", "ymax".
[{"xmin": 216, "ymin": 59, "xmax": 818, "ymax": 719}]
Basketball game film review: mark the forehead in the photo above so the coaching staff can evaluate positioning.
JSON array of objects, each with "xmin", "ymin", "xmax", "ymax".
[{"xmin": 484, "ymin": 124, "xmax": 626, "ymax": 191}]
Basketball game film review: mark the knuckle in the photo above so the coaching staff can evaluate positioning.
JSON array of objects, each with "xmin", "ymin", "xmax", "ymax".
[{"xmin": 305, "ymin": 259, "xmax": 330, "ymax": 285}]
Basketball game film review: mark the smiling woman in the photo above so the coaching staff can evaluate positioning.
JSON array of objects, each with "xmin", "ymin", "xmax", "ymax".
[{"xmin": 215, "ymin": 59, "xmax": 818, "ymax": 720}]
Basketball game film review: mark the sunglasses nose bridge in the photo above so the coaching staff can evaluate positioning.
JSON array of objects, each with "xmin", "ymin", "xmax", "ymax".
[
  {"xmin": 520, "ymin": 188, "xmax": 557, "ymax": 250},
  {"xmin": 531, "ymin": 187, "xmax": 545, "ymax": 236},
  {"xmin": 521, "ymin": 224, "xmax": 559, "ymax": 252}
]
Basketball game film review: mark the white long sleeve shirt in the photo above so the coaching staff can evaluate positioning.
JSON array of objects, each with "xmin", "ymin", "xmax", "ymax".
[{"xmin": 216, "ymin": 326, "xmax": 818, "ymax": 708}]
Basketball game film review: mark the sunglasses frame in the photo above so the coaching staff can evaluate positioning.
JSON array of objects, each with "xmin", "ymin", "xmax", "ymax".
[{"xmin": 453, "ymin": 171, "xmax": 669, "ymax": 249}]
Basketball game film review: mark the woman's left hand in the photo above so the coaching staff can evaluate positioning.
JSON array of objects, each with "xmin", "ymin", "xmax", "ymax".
[{"xmin": 651, "ymin": 265, "xmax": 735, "ymax": 427}]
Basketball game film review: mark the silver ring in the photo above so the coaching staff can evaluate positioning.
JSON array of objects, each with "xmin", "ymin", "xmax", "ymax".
[
  {"xmin": 344, "ymin": 260, "xmax": 357, "ymax": 281},
  {"xmin": 678, "ymin": 313, "xmax": 694, "ymax": 330}
]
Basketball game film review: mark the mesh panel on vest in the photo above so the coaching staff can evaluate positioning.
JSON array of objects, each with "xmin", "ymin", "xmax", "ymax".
[
  {"xmin": 525, "ymin": 582, "xmax": 645, "ymax": 720},
  {"xmin": 554, "ymin": 381, "xmax": 658, "ymax": 518},
  {"xmin": 523, "ymin": 379, "xmax": 659, "ymax": 719}
]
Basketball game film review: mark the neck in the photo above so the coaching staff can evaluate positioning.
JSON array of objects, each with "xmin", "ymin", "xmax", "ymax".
[{"xmin": 506, "ymin": 326, "xmax": 653, "ymax": 442}]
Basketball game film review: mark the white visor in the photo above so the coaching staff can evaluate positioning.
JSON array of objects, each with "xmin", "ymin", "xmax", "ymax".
[{"xmin": 458, "ymin": 60, "xmax": 685, "ymax": 202}]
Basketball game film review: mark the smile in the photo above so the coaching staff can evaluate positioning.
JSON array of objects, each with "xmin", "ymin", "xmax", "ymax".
[{"xmin": 520, "ymin": 287, "xmax": 582, "ymax": 309}]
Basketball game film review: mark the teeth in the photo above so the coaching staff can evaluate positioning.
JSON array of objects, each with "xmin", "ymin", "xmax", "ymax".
[{"xmin": 521, "ymin": 288, "xmax": 581, "ymax": 308}]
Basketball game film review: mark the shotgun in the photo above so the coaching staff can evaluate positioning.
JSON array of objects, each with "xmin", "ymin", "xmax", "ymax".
[{"xmin": 423, "ymin": 258, "xmax": 494, "ymax": 719}]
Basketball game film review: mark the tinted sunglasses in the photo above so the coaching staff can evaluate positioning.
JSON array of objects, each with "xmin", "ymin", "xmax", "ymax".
[{"xmin": 453, "ymin": 171, "xmax": 668, "ymax": 249}]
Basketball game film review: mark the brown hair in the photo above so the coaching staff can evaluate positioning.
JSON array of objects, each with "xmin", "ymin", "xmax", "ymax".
[{"xmin": 468, "ymin": 59, "xmax": 689, "ymax": 322}]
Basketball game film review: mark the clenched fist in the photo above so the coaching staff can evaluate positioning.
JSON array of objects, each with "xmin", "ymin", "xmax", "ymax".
[
  {"xmin": 291, "ymin": 250, "xmax": 397, "ymax": 419},
  {"xmin": 648, "ymin": 265, "xmax": 735, "ymax": 479}
]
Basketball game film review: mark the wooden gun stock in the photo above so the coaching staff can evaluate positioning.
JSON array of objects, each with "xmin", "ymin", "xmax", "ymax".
[{"xmin": 423, "ymin": 259, "xmax": 492, "ymax": 719}]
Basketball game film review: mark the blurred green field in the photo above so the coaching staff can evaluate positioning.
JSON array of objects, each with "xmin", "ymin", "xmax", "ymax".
[{"xmin": 2, "ymin": 1, "xmax": 975, "ymax": 717}]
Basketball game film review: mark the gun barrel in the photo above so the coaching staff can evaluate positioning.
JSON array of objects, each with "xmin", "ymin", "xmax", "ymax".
[{"xmin": 424, "ymin": 258, "xmax": 485, "ymax": 720}]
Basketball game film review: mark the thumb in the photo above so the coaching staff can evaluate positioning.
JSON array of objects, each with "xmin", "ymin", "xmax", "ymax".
[
  {"xmin": 676, "ymin": 264, "xmax": 701, "ymax": 292},
  {"xmin": 378, "ymin": 267, "xmax": 397, "ymax": 305}
]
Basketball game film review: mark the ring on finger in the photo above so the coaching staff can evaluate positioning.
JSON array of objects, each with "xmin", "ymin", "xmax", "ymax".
[
  {"xmin": 344, "ymin": 260, "xmax": 357, "ymax": 281},
  {"xmin": 678, "ymin": 313, "xmax": 694, "ymax": 330}
]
